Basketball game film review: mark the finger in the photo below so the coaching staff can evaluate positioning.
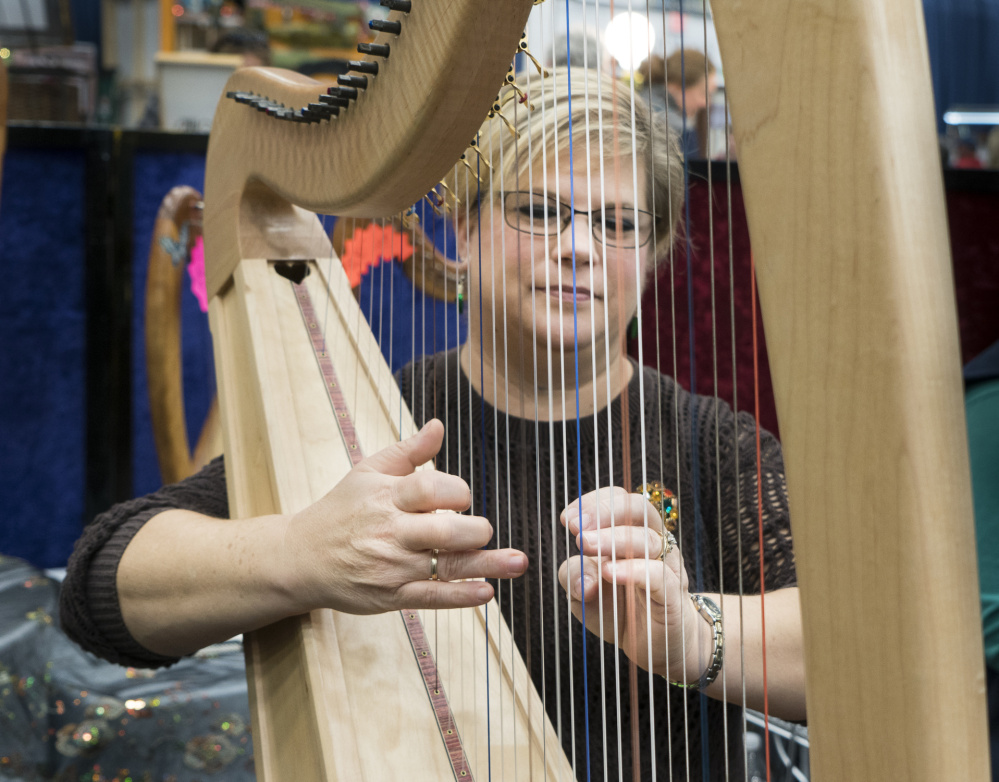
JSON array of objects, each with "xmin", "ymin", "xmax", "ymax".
[
  {"xmin": 563, "ymin": 488, "xmax": 663, "ymax": 534},
  {"xmin": 396, "ymin": 512, "xmax": 494, "ymax": 552},
  {"xmin": 600, "ymin": 558, "xmax": 670, "ymax": 604},
  {"xmin": 396, "ymin": 579, "xmax": 495, "ymax": 610},
  {"xmin": 358, "ymin": 419, "xmax": 444, "ymax": 477},
  {"xmin": 557, "ymin": 555, "xmax": 603, "ymax": 603},
  {"xmin": 430, "ymin": 548, "xmax": 528, "ymax": 582},
  {"xmin": 558, "ymin": 558, "xmax": 614, "ymax": 638},
  {"xmin": 577, "ymin": 526, "xmax": 665, "ymax": 560},
  {"xmin": 393, "ymin": 469, "xmax": 472, "ymax": 514}
]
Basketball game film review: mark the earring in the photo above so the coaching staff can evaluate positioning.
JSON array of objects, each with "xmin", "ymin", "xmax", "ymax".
[
  {"xmin": 628, "ymin": 316, "xmax": 639, "ymax": 339},
  {"xmin": 456, "ymin": 269, "xmax": 468, "ymax": 314}
]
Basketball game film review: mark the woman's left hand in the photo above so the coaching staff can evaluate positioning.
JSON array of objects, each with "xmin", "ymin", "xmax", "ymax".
[{"xmin": 558, "ymin": 486, "xmax": 707, "ymax": 682}]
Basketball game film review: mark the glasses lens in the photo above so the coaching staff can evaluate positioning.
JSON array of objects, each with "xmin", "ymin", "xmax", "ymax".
[
  {"xmin": 504, "ymin": 192, "xmax": 653, "ymax": 249},
  {"xmin": 505, "ymin": 192, "xmax": 563, "ymax": 234},
  {"xmin": 593, "ymin": 205, "xmax": 653, "ymax": 249}
]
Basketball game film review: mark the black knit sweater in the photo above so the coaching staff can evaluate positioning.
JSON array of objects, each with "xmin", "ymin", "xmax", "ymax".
[{"xmin": 61, "ymin": 350, "xmax": 795, "ymax": 781}]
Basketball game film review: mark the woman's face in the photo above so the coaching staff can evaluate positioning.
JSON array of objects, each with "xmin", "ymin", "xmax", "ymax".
[{"xmin": 464, "ymin": 153, "xmax": 653, "ymax": 361}]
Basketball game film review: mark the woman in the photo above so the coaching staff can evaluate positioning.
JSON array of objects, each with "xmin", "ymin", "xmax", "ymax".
[{"xmin": 61, "ymin": 69, "xmax": 803, "ymax": 779}]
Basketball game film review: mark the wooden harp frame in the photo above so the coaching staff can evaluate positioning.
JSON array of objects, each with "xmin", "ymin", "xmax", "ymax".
[
  {"xmin": 144, "ymin": 186, "xmax": 223, "ymax": 485},
  {"xmin": 202, "ymin": 0, "xmax": 991, "ymax": 780}
]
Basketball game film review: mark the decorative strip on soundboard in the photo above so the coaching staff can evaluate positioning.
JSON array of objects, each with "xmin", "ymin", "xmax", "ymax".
[
  {"xmin": 290, "ymin": 275, "xmax": 474, "ymax": 781},
  {"xmin": 403, "ymin": 610, "xmax": 474, "ymax": 779}
]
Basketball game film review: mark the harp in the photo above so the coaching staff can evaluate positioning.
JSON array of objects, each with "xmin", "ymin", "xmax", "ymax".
[
  {"xmin": 201, "ymin": 0, "xmax": 990, "ymax": 780},
  {"xmin": 144, "ymin": 186, "xmax": 223, "ymax": 485}
]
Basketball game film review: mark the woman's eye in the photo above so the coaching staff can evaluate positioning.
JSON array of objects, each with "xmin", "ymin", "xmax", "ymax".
[
  {"xmin": 605, "ymin": 217, "xmax": 637, "ymax": 234},
  {"xmin": 520, "ymin": 202, "xmax": 559, "ymax": 220}
]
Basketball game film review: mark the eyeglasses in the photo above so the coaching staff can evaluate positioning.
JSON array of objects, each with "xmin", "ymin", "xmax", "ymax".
[{"xmin": 502, "ymin": 191, "xmax": 655, "ymax": 249}]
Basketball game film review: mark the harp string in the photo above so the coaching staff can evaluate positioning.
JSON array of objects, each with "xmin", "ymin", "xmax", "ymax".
[
  {"xmin": 577, "ymin": 9, "xmax": 617, "ymax": 778},
  {"xmin": 697, "ymin": 4, "xmax": 735, "ymax": 778},
  {"xmin": 720, "ymin": 79, "xmax": 752, "ymax": 782},
  {"xmin": 324, "ymin": 22, "xmax": 791, "ymax": 774}
]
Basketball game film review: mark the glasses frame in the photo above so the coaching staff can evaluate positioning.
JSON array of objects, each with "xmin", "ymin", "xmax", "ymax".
[{"xmin": 501, "ymin": 191, "xmax": 655, "ymax": 249}]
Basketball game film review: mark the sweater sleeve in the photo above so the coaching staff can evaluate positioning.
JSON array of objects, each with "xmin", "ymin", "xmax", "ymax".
[
  {"xmin": 59, "ymin": 457, "xmax": 230, "ymax": 668},
  {"xmin": 690, "ymin": 392, "xmax": 797, "ymax": 594}
]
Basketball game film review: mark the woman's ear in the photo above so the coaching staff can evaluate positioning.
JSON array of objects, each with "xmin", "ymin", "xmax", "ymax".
[{"xmin": 452, "ymin": 208, "xmax": 469, "ymax": 263}]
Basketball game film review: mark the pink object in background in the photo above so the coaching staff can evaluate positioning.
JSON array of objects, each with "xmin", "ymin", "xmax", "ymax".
[{"xmin": 188, "ymin": 236, "xmax": 209, "ymax": 313}]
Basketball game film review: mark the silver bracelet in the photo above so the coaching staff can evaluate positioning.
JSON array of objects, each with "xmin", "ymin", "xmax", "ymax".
[{"xmin": 668, "ymin": 594, "xmax": 724, "ymax": 690}]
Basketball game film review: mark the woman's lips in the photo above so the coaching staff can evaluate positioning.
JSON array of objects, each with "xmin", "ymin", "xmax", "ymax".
[{"xmin": 546, "ymin": 285, "xmax": 592, "ymax": 302}]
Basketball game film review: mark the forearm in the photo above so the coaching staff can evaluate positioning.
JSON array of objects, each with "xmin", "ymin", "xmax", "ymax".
[
  {"xmin": 117, "ymin": 509, "xmax": 303, "ymax": 657},
  {"xmin": 691, "ymin": 587, "xmax": 806, "ymax": 721}
]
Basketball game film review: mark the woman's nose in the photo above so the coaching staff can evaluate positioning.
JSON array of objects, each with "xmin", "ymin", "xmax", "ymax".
[{"xmin": 552, "ymin": 215, "xmax": 599, "ymax": 264}]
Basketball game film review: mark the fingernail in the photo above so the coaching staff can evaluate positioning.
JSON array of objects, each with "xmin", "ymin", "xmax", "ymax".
[
  {"xmin": 578, "ymin": 512, "xmax": 595, "ymax": 530},
  {"xmin": 509, "ymin": 552, "xmax": 525, "ymax": 570},
  {"xmin": 581, "ymin": 530, "xmax": 597, "ymax": 549},
  {"xmin": 583, "ymin": 574, "xmax": 595, "ymax": 591},
  {"xmin": 476, "ymin": 584, "xmax": 492, "ymax": 600}
]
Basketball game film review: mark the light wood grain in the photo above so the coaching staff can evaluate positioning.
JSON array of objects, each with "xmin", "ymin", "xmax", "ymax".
[
  {"xmin": 203, "ymin": 0, "xmax": 536, "ymax": 299},
  {"xmin": 210, "ymin": 255, "xmax": 573, "ymax": 779},
  {"xmin": 203, "ymin": 5, "xmax": 560, "ymax": 776},
  {"xmin": 145, "ymin": 186, "xmax": 223, "ymax": 484},
  {"xmin": 713, "ymin": 0, "xmax": 989, "ymax": 779}
]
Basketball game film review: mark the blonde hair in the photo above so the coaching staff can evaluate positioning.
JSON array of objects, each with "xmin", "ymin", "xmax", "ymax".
[{"xmin": 453, "ymin": 68, "xmax": 684, "ymax": 261}]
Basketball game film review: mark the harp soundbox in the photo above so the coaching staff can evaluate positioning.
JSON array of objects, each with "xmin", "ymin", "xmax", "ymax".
[{"xmin": 202, "ymin": 0, "xmax": 990, "ymax": 779}]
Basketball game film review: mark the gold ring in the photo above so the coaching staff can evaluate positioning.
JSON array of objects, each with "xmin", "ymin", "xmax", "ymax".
[
  {"xmin": 653, "ymin": 529, "xmax": 677, "ymax": 561},
  {"xmin": 430, "ymin": 549, "xmax": 440, "ymax": 581}
]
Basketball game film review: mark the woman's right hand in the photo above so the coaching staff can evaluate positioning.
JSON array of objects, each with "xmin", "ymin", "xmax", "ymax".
[{"xmin": 284, "ymin": 418, "xmax": 527, "ymax": 615}]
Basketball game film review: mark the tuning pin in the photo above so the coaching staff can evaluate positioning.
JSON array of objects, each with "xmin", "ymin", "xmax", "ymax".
[
  {"xmin": 332, "ymin": 84, "xmax": 359, "ymax": 101},
  {"xmin": 518, "ymin": 36, "xmax": 547, "ymax": 76},
  {"xmin": 349, "ymin": 59, "xmax": 379, "ymax": 75},
  {"xmin": 358, "ymin": 42, "xmax": 391, "ymax": 58},
  {"xmin": 323, "ymin": 89, "xmax": 351, "ymax": 108},
  {"xmin": 380, "ymin": 0, "xmax": 411, "ymax": 11},
  {"xmin": 338, "ymin": 74, "xmax": 368, "ymax": 90},
  {"xmin": 369, "ymin": 19, "xmax": 402, "ymax": 35},
  {"xmin": 307, "ymin": 103, "xmax": 339, "ymax": 119}
]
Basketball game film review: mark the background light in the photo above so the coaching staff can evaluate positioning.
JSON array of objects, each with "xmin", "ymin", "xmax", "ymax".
[
  {"xmin": 603, "ymin": 12, "xmax": 656, "ymax": 72},
  {"xmin": 943, "ymin": 110, "xmax": 999, "ymax": 126}
]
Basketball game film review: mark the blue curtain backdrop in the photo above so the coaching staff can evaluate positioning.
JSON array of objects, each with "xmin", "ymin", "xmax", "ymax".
[
  {"xmin": 923, "ymin": 0, "xmax": 999, "ymax": 128},
  {"xmin": 0, "ymin": 149, "xmax": 88, "ymax": 568}
]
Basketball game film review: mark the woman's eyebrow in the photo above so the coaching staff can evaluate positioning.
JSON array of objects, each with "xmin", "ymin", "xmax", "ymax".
[{"xmin": 528, "ymin": 191, "xmax": 639, "ymax": 213}]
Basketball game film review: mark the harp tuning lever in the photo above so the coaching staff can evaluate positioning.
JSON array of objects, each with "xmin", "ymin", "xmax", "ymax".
[
  {"xmin": 466, "ymin": 139, "xmax": 492, "ymax": 170},
  {"xmin": 518, "ymin": 35, "xmax": 547, "ymax": 77},
  {"xmin": 487, "ymin": 108, "xmax": 518, "ymax": 137}
]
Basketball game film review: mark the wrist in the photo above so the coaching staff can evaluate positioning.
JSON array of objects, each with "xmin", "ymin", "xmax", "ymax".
[{"xmin": 668, "ymin": 593, "xmax": 724, "ymax": 690}]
